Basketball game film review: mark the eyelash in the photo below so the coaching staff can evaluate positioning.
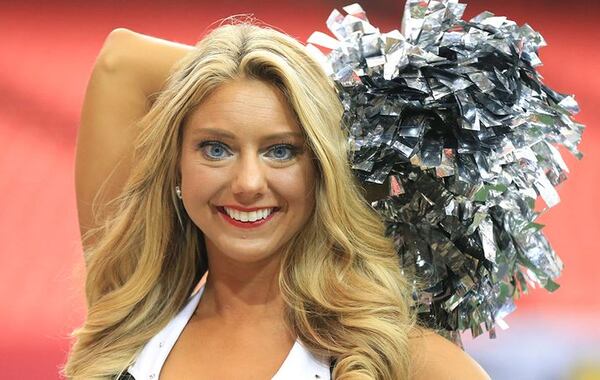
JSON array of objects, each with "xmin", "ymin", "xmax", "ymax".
[{"xmin": 196, "ymin": 139, "xmax": 302, "ymax": 162}]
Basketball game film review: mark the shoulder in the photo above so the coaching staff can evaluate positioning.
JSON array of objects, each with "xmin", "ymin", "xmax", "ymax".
[{"xmin": 408, "ymin": 327, "xmax": 491, "ymax": 380}]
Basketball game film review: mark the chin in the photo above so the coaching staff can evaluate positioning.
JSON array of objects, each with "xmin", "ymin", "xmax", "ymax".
[
  {"xmin": 223, "ymin": 251, "xmax": 280, "ymax": 265},
  {"xmin": 214, "ymin": 240, "xmax": 282, "ymax": 263}
]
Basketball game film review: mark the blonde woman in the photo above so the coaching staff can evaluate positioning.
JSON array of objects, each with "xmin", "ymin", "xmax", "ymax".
[{"xmin": 65, "ymin": 23, "xmax": 490, "ymax": 379}]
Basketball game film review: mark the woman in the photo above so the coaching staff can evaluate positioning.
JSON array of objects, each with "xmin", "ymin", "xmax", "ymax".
[{"xmin": 64, "ymin": 22, "xmax": 490, "ymax": 379}]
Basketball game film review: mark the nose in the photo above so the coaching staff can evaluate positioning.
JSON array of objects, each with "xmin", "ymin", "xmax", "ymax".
[{"xmin": 230, "ymin": 152, "xmax": 268, "ymax": 201}]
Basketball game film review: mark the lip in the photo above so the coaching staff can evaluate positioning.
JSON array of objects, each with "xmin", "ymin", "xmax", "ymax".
[
  {"xmin": 220, "ymin": 205, "xmax": 280, "ymax": 212},
  {"xmin": 217, "ymin": 207, "xmax": 279, "ymax": 229}
]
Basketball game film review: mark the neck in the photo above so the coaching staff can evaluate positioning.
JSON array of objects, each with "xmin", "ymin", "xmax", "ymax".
[{"xmin": 198, "ymin": 249, "xmax": 286, "ymax": 326}]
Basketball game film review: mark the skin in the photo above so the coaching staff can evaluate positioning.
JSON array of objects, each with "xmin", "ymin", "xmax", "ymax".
[
  {"xmin": 75, "ymin": 29, "xmax": 195, "ymax": 247},
  {"xmin": 179, "ymin": 76, "xmax": 316, "ymax": 326}
]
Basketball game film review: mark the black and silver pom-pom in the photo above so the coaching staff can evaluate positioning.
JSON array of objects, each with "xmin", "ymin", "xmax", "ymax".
[{"xmin": 307, "ymin": 1, "xmax": 584, "ymax": 344}]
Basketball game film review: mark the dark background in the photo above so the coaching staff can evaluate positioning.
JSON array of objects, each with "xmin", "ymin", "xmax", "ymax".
[{"xmin": 0, "ymin": 1, "xmax": 598, "ymax": 378}]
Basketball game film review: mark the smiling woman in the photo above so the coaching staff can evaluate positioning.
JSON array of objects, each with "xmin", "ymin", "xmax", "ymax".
[
  {"xmin": 65, "ymin": 22, "xmax": 489, "ymax": 380},
  {"xmin": 179, "ymin": 78, "xmax": 316, "ymax": 268}
]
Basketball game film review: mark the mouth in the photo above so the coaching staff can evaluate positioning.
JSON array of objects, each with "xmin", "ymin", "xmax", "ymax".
[{"xmin": 216, "ymin": 206, "xmax": 281, "ymax": 228}]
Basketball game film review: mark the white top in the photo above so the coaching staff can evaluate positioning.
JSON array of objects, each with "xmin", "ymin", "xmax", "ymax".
[{"xmin": 127, "ymin": 286, "xmax": 332, "ymax": 379}]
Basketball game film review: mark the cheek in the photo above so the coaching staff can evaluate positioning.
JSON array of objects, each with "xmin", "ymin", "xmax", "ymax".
[
  {"xmin": 182, "ymin": 167, "xmax": 224, "ymax": 198},
  {"xmin": 179, "ymin": 153, "xmax": 225, "ymax": 209},
  {"xmin": 181, "ymin": 146, "xmax": 216, "ymax": 182},
  {"xmin": 272, "ymin": 164, "xmax": 317, "ymax": 206}
]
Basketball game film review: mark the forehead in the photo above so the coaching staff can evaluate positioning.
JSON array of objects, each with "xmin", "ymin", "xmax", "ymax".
[{"xmin": 184, "ymin": 78, "xmax": 304, "ymax": 140}]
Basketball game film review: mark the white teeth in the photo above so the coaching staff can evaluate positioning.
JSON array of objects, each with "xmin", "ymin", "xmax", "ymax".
[{"xmin": 224, "ymin": 207, "xmax": 274, "ymax": 222}]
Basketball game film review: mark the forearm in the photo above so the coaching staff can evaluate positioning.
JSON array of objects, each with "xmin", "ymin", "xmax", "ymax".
[{"xmin": 99, "ymin": 28, "xmax": 196, "ymax": 100}]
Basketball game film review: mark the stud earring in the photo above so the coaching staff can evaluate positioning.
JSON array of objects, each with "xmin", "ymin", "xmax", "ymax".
[{"xmin": 175, "ymin": 185, "xmax": 183, "ymax": 199}]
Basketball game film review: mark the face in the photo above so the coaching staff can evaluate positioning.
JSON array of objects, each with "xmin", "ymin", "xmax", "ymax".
[{"xmin": 180, "ymin": 77, "xmax": 317, "ymax": 265}]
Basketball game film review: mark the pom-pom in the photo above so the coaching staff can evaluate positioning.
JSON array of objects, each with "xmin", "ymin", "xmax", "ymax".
[{"xmin": 308, "ymin": 1, "xmax": 584, "ymax": 344}]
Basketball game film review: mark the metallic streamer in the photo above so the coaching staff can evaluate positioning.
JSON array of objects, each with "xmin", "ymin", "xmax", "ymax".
[{"xmin": 308, "ymin": 1, "xmax": 585, "ymax": 344}]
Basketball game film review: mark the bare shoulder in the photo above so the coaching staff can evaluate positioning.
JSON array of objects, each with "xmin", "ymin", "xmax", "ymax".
[{"xmin": 408, "ymin": 327, "xmax": 491, "ymax": 380}]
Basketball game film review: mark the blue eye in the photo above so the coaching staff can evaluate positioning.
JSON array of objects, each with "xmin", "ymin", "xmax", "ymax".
[
  {"xmin": 196, "ymin": 140, "xmax": 301, "ymax": 162},
  {"xmin": 267, "ymin": 144, "xmax": 298, "ymax": 161},
  {"xmin": 198, "ymin": 141, "xmax": 231, "ymax": 160}
]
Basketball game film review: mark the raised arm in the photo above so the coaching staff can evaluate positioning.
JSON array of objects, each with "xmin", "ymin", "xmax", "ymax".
[{"xmin": 75, "ymin": 28, "xmax": 195, "ymax": 249}]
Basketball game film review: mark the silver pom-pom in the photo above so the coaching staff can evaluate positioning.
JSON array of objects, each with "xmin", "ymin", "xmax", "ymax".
[{"xmin": 308, "ymin": 1, "xmax": 584, "ymax": 344}]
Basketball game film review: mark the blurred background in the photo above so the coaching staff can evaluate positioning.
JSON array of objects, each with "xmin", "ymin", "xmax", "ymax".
[{"xmin": 0, "ymin": 0, "xmax": 598, "ymax": 379}]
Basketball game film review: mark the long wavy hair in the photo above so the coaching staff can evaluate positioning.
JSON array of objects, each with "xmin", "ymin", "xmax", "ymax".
[{"xmin": 63, "ymin": 21, "xmax": 418, "ymax": 379}]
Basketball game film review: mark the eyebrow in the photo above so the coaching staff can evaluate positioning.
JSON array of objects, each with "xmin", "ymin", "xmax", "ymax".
[{"xmin": 190, "ymin": 128, "xmax": 304, "ymax": 141}]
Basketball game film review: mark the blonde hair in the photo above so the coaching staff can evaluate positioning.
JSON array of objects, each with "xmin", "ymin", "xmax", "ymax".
[{"xmin": 64, "ymin": 21, "xmax": 418, "ymax": 379}]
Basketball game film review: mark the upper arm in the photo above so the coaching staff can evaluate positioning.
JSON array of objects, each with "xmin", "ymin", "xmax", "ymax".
[
  {"xmin": 409, "ymin": 329, "xmax": 491, "ymax": 380},
  {"xmin": 75, "ymin": 28, "xmax": 195, "ymax": 248}
]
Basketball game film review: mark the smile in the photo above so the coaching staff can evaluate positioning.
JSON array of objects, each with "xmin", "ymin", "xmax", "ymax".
[{"xmin": 217, "ymin": 206, "xmax": 280, "ymax": 229}]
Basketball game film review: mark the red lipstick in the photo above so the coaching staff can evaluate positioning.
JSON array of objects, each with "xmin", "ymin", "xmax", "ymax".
[
  {"xmin": 221, "ymin": 205, "xmax": 279, "ymax": 212},
  {"xmin": 217, "ymin": 207, "xmax": 279, "ymax": 229}
]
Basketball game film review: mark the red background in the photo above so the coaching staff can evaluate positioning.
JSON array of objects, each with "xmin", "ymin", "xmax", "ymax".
[{"xmin": 0, "ymin": 1, "xmax": 598, "ymax": 378}]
